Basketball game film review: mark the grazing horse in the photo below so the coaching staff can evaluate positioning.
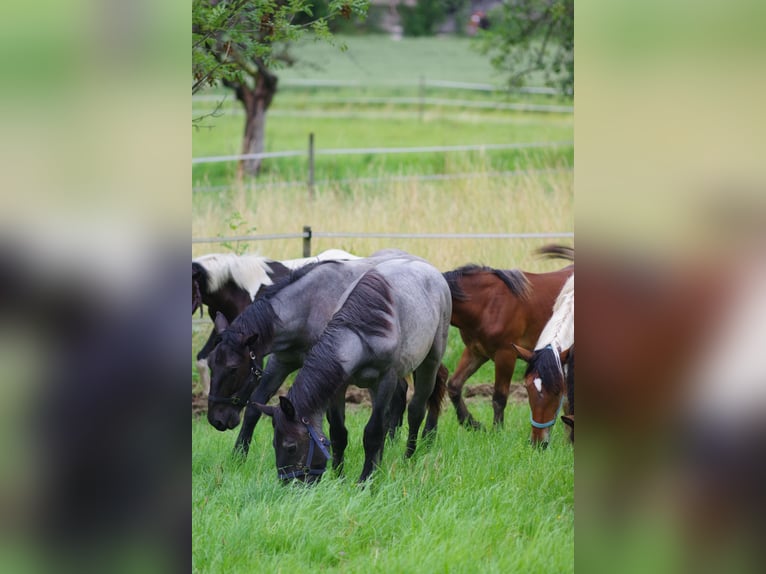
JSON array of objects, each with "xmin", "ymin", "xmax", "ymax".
[
  {"xmin": 192, "ymin": 249, "xmax": 359, "ymax": 394},
  {"xmin": 206, "ymin": 254, "xmax": 414, "ymax": 460},
  {"xmin": 560, "ymin": 345, "xmax": 574, "ymax": 443},
  {"xmin": 255, "ymin": 257, "xmax": 452, "ymax": 483},
  {"xmin": 443, "ymin": 253, "xmax": 573, "ymax": 428},
  {"xmin": 514, "ymin": 271, "xmax": 574, "ymax": 447}
]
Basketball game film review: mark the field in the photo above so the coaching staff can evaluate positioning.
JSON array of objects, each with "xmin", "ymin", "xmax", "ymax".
[{"xmin": 193, "ymin": 34, "xmax": 573, "ymax": 574}]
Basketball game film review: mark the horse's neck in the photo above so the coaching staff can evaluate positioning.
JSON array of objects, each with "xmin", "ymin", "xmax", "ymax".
[
  {"xmin": 538, "ymin": 275, "xmax": 575, "ymax": 351},
  {"xmin": 290, "ymin": 330, "xmax": 363, "ymax": 415}
]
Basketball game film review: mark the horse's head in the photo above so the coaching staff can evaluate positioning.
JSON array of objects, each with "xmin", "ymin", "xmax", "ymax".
[
  {"xmin": 514, "ymin": 343, "xmax": 570, "ymax": 448},
  {"xmin": 256, "ymin": 397, "xmax": 330, "ymax": 484},
  {"xmin": 206, "ymin": 313, "xmax": 264, "ymax": 431}
]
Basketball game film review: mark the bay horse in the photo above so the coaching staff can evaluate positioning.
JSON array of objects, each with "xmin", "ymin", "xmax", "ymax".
[
  {"xmin": 514, "ymin": 271, "xmax": 574, "ymax": 447},
  {"xmin": 206, "ymin": 253, "xmax": 415, "ymax": 461},
  {"xmin": 443, "ymin": 248, "xmax": 574, "ymax": 428},
  {"xmin": 255, "ymin": 257, "xmax": 452, "ymax": 483},
  {"xmin": 192, "ymin": 249, "xmax": 359, "ymax": 394}
]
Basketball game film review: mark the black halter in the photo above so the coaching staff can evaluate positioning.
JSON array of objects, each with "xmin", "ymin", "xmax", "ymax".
[
  {"xmin": 207, "ymin": 352, "xmax": 263, "ymax": 408},
  {"xmin": 278, "ymin": 417, "xmax": 331, "ymax": 481}
]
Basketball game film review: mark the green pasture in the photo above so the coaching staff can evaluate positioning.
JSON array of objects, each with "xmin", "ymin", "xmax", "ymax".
[
  {"xmin": 192, "ymin": 35, "xmax": 573, "ymax": 186},
  {"xmin": 193, "ymin": 34, "xmax": 573, "ymax": 574},
  {"xmin": 192, "ymin": 401, "xmax": 573, "ymax": 573}
]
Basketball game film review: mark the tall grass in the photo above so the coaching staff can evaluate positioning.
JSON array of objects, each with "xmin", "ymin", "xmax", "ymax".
[{"xmin": 192, "ymin": 402, "xmax": 573, "ymax": 573}]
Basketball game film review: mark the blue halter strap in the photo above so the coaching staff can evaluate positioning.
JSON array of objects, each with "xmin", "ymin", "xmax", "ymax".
[
  {"xmin": 278, "ymin": 418, "xmax": 331, "ymax": 481},
  {"xmin": 530, "ymin": 392, "xmax": 566, "ymax": 429},
  {"xmin": 529, "ymin": 344, "xmax": 566, "ymax": 429}
]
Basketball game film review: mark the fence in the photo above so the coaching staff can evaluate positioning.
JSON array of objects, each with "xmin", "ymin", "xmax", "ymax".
[{"xmin": 192, "ymin": 226, "xmax": 574, "ymax": 257}]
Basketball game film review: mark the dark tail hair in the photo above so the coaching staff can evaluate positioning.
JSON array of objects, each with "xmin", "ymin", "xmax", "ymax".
[
  {"xmin": 537, "ymin": 244, "xmax": 574, "ymax": 262},
  {"xmin": 427, "ymin": 363, "xmax": 449, "ymax": 418}
]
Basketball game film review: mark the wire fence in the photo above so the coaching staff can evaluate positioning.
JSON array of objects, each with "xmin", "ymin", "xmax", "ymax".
[
  {"xmin": 192, "ymin": 227, "xmax": 574, "ymax": 256},
  {"xmin": 192, "ymin": 140, "xmax": 573, "ymax": 166}
]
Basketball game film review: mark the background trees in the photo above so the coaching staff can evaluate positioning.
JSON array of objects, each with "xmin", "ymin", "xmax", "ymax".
[{"xmin": 192, "ymin": 0, "xmax": 369, "ymax": 176}]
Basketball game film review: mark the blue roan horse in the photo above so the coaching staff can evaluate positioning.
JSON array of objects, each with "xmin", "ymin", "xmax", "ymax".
[
  {"xmin": 256, "ymin": 256, "xmax": 452, "ymax": 483},
  {"xmin": 206, "ymin": 254, "xmax": 414, "ymax": 461}
]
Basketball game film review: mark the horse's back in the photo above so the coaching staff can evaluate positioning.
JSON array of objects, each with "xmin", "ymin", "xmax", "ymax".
[{"xmin": 372, "ymin": 257, "xmax": 452, "ymax": 371}]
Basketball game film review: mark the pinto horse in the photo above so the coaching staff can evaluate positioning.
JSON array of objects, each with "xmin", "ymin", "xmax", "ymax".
[
  {"xmin": 514, "ymin": 271, "xmax": 574, "ymax": 447},
  {"xmin": 255, "ymin": 257, "xmax": 452, "ymax": 483},
  {"xmin": 192, "ymin": 249, "xmax": 359, "ymax": 394},
  {"xmin": 443, "ymin": 252, "xmax": 573, "ymax": 428},
  {"xmin": 206, "ymin": 253, "xmax": 415, "ymax": 460}
]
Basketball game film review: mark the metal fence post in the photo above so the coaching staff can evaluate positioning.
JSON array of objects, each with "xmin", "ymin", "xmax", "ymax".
[
  {"xmin": 308, "ymin": 132, "xmax": 315, "ymax": 200},
  {"xmin": 302, "ymin": 225, "xmax": 312, "ymax": 257}
]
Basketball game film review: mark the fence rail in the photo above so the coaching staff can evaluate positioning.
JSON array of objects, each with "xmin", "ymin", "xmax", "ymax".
[
  {"xmin": 192, "ymin": 228, "xmax": 574, "ymax": 256},
  {"xmin": 192, "ymin": 140, "xmax": 573, "ymax": 166}
]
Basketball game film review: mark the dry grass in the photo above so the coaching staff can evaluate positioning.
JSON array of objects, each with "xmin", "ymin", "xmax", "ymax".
[{"xmin": 192, "ymin": 158, "xmax": 573, "ymax": 273}]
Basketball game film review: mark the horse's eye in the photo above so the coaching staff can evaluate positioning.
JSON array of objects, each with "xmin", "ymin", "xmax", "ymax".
[{"xmin": 283, "ymin": 442, "xmax": 297, "ymax": 454}]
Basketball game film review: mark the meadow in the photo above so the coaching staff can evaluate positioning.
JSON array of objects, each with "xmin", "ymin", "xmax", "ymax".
[{"xmin": 193, "ymin": 34, "xmax": 573, "ymax": 573}]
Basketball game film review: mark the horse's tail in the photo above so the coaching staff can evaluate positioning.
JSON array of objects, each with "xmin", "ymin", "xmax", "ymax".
[
  {"xmin": 537, "ymin": 244, "xmax": 574, "ymax": 262},
  {"xmin": 427, "ymin": 363, "xmax": 449, "ymax": 417}
]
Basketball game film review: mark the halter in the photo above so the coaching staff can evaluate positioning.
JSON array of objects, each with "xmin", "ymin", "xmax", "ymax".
[
  {"xmin": 207, "ymin": 351, "xmax": 263, "ymax": 408},
  {"xmin": 278, "ymin": 417, "xmax": 331, "ymax": 481},
  {"xmin": 529, "ymin": 344, "xmax": 566, "ymax": 429}
]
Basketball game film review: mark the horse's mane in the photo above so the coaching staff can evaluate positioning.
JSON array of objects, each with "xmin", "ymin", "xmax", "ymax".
[
  {"xmin": 255, "ymin": 259, "xmax": 340, "ymax": 300},
  {"xmin": 192, "ymin": 253, "xmax": 278, "ymax": 299},
  {"xmin": 289, "ymin": 269, "xmax": 395, "ymax": 415},
  {"xmin": 537, "ymin": 274, "xmax": 574, "ymax": 349},
  {"xmin": 526, "ymin": 274, "xmax": 575, "ymax": 395},
  {"xmin": 443, "ymin": 264, "xmax": 530, "ymax": 302},
  {"xmin": 222, "ymin": 295, "xmax": 278, "ymax": 350}
]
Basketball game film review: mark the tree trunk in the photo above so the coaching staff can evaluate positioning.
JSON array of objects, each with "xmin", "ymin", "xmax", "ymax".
[{"xmin": 232, "ymin": 72, "xmax": 277, "ymax": 178}]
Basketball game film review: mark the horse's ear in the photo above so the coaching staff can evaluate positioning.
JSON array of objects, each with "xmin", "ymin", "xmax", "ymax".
[
  {"xmin": 279, "ymin": 396, "xmax": 296, "ymax": 420},
  {"xmin": 561, "ymin": 414, "xmax": 575, "ymax": 429},
  {"xmin": 214, "ymin": 312, "xmax": 229, "ymax": 334},
  {"xmin": 559, "ymin": 346, "xmax": 572, "ymax": 364},
  {"xmin": 512, "ymin": 343, "xmax": 534, "ymax": 362},
  {"xmin": 254, "ymin": 403, "xmax": 275, "ymax": 417}
]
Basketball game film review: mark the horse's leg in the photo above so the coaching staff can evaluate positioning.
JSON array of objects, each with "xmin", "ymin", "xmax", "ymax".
[
  {"xmin": 359, "ymin": 374, "xmax": 397, "ymax": 482},
  {"xmin": 326, "ymin": 387, "xmax": 348, "ymax": 474},
  {"xmin": 491, "ymin": 350, "xmax": 517, "ymax": 428},
  {"xmin": 233, "ymin": 358, "xmax": 298, "ymax": 457},
  {"xmin": 386, "ymin": 376, "xmax": 409, "ymax": 440},
  {"xmin": 447, "ymin": 347, "xmax": 488, "ymax": 429}
]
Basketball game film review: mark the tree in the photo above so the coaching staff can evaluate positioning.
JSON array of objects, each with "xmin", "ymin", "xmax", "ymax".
[
  {"xmin": 474, "ymin": 0, "xmax": 573, "ymax": 95},
  {"xmin": 192, "ymin": 1, "xmax": 369, "ymax": 177}
]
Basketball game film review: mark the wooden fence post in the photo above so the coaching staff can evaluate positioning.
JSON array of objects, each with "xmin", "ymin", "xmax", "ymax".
[{"xmin": 302, "ymin": 225, "xmax": 312, "ymax": 257}]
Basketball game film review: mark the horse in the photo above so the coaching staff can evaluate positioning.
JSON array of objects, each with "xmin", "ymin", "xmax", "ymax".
[
  {"xmin": 206, "ymin": 252, "xmax": 418, "ymax": 460},
  {"xmin": 560, "ymin": 345, "xmax": 574, "ymax": 443},
  {"xmin": 513, "ymin": 270, "xmax": 574, "ymax": 447},
  {"xmin": 442, "ymin": 249, "xmax": 574, "ymax": 428},
  {"xmin": 255, "ymin": 256, "xmax": 452, "ymax": 483},
  {"xmin": 192, "ymin": 249, "xmax": 359, "ymax": 395}
]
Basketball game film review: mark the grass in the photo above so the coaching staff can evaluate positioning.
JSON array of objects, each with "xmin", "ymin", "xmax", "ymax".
[
  {"xmin": 192, "ymin": 34, "xmax": 573, "ymax": 573},
  {"xmin": 192, "ymin": 402, "xmax": 574, "ymax": 573}
]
